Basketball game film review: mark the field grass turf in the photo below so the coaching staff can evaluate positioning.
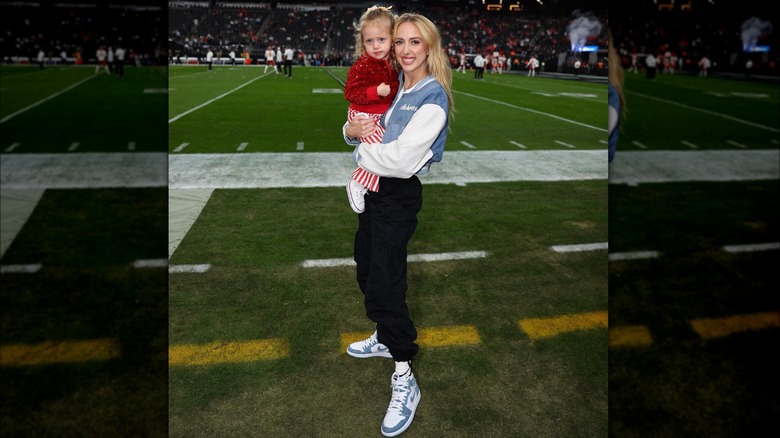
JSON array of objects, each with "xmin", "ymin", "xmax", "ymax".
[
  {"xmin": 167, "ymin": 65, "xmax": 609, "ymax": 437},
  {"xmin": 608, "ymin": 72, "xmax": 779, "ymax": 436}
]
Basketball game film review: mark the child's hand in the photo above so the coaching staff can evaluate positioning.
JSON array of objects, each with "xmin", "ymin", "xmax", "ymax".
[{"xmin": 377, "ymin": 82, "xmax": 390, "ymax": 97}]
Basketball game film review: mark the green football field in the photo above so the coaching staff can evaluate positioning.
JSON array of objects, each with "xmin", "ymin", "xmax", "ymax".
[
  {"xmin": 1, "ymin": 65, "xmax": 168, "ymax": 153},
  {"xmin": 0, "ymin": 63, "xmax": 609, "ymax": 436},
  {"xmin": 3, "ymin": 60, "xmax": 777, "ymax": 436},
  {"xmin": 168, "ymin": 65, "xmax": 607, "ymax": 153},
  {"xmin": 1, "ymin": 65, "xmax": 168, "ymax": 436},
  {"xmin": 608, "ymin": 72, "xmax": 780, "ymax": 436},
  {"xmin": 167, "ymin": 65, "xmax": 609, "ymax": 437}
]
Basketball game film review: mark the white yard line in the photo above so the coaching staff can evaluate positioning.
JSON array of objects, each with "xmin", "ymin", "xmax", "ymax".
[
  {"xmin": 722, "ymin": 242, "xmax": 779, "ymax": 253},
  {"xmin": 169, "ymin": 75, "xmax": 265, "ymax": 124},
  {"xmin": 302, "ymin": 251, "xmax": 488, "ymax": 268},
  {"xmin": 1, "ymin": 74, "xmax": 97, "ymax": 124},
  {"xmin": 0, "ymin": 263, "xmax": 42, "ymax": 274},
  {"xmin": 551, "ymin": 242, "xmax": 607, "ymax": 253},
  {"xmin": 169, "ymin": 264, "xmax": 212, "ymax": 273},
  {"xmin": 454, "ymin": 90, "xmax": 607, "ymax": 133},
  {"xmin": 133, "ymin": 258, "xmax": 168, "ymax": 268},
  {"xmin": 608, "ymin": 251, "xmax": 659, "ymax": 261},
  {"xmin": 626, "ymin": 90, "xmax": 780, "ymax": 133},
  {"xmin": 726, "ymin": 140, "xmax": 747, "ymax": 149},
  {"xmin": 554, "ymin": 140, "xmax": 575, "ymax": 148}
]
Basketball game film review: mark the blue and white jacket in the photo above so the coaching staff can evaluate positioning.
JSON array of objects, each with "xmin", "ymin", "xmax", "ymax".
[
  {"xmin": 608, "ymin": 82, "xmax": 620, "ymax": 163},
  {"xmin": 345, "ymin": 73, "xmax": 449, "ymax": 178}
]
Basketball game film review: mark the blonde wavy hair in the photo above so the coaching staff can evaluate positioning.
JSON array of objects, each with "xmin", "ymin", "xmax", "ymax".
[
  {"xmin": 608, "ymin": 28, "xmax": 626, "ymax": 120},
  {"xmin": 394, "ymin": 13, "xmax": 454, "ymax": 118},
  {"xmin": 353, "ymin": 5, "xmax": 396, "ymax": 61}
]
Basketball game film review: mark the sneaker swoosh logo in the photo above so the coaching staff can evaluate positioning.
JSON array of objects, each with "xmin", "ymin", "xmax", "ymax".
[{"xmin": 408, "ymin": 388, "xmax": 419, "ymax": 406}]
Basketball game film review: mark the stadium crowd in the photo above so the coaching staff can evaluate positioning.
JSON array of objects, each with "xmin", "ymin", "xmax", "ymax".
[
  {"xmin": 1, "ymin": 0, "xmax": 615, "ymax": 75},
  {"xmin": 610, "ymin": 0, "xmax": 778, "ymax": 77},
  {"xmin": 168, "ymin": 1, "xmax": 608, "ymax": 75},
  {"xmin": 1, "ymin": 1, "xmax": 166, "ymax": 67}
]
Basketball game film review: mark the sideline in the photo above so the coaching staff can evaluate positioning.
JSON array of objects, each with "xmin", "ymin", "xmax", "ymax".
[
  {"xmin": 1, "ymin": 152, "xmax": 167, "ymax": 189},
  {"xmin": 1, "ymin": 153, "xmax": 166, "ymax": 259},
  {"xmin": 0, "ymin": 189, "xmax": 44, "ymax": 258},
  {"xmin": 609, "ymin": 150, "xmax": 779, "ymax": 185},
  {"xmin": 169, "ymin": 150, "xmax": 607, "ymax": 189}
]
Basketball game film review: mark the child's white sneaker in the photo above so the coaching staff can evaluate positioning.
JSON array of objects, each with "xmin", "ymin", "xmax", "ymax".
[{"xmin": 347, "ymin": 179, "xmax": 368, "ymax": 214}]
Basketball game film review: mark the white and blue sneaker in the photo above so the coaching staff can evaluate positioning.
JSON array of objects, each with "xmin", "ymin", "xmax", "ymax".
[
  {"xmin": 346, "ymin": 331, "xmax": 392, "ymax": 358},
  {"xmin": 381, "ymin": 370, "xmax": 421, "ymax": 437}
]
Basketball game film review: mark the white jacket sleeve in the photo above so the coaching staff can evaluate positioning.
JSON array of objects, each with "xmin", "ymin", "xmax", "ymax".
[{"xmin": 355, "ymin": 104, "xmax": 445, "ymax": 178}]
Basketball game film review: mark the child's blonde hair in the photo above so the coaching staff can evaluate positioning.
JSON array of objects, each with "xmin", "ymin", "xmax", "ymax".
[{"xmin": 353, "ymin": 5, "xmax": 396, "ymax": 60}]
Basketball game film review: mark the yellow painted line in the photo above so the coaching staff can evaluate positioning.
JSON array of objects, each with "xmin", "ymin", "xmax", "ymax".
[
  {"xmin": 340, "ymin": 325, "xmax": 481, "ymax": 353},
  {"xmin": 690, "ymin": 311, "xmax": 780, "ymax": 340},
  {"xmin": 169, "ymin": 339, "xmax": 289, "ymax": 366},
  {"xmin": 519, "ymin": 311, "xmax": 607, "ymax": 339},
  {"xmin": 1, "ymin": 339, "xmax": 120, "ymax": 366},
  {"xmin": 340, "ymin": 332, "xmax": 374, "ymax": 351},
  {"xmin": 608, "ymin": 325, "xmax": 653, "ymax": 347},
  {"xmin": 419, "ymin": 325, "xmax": 481, "ymax": 347}
]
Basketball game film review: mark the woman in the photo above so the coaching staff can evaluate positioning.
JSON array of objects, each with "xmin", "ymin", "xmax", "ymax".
[
  {"xmin": 608, "ymin": 27, "xmax": 625, "ymax": 163},
  {"xmin": 342, "ymin": 12, "xmax": 454, "ymax": 438}
]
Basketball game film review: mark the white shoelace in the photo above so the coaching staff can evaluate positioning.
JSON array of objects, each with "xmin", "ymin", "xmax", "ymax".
[
  {"xmin": 359, "ymin": 333, "xmax": 378, "ymax": 349},
  {"xmin": 388, "ymin": 376, "xmax": 410, "ymax": 413}
]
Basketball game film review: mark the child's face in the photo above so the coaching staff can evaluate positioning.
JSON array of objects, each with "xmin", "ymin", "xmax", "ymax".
[{"xmin": 362, "ymin": 22, "xmax": 392, "ymax": 60}]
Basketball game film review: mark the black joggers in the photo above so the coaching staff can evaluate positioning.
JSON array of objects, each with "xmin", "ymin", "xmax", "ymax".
[{"xmin": 354, "ymin": 175, "xmax": 422, "ymax": 362}]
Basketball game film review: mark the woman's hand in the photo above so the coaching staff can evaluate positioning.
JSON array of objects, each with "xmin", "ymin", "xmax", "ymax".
[{"xmin": 346, "ymin": 115, "xmax": 376, "ymax": 140}]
